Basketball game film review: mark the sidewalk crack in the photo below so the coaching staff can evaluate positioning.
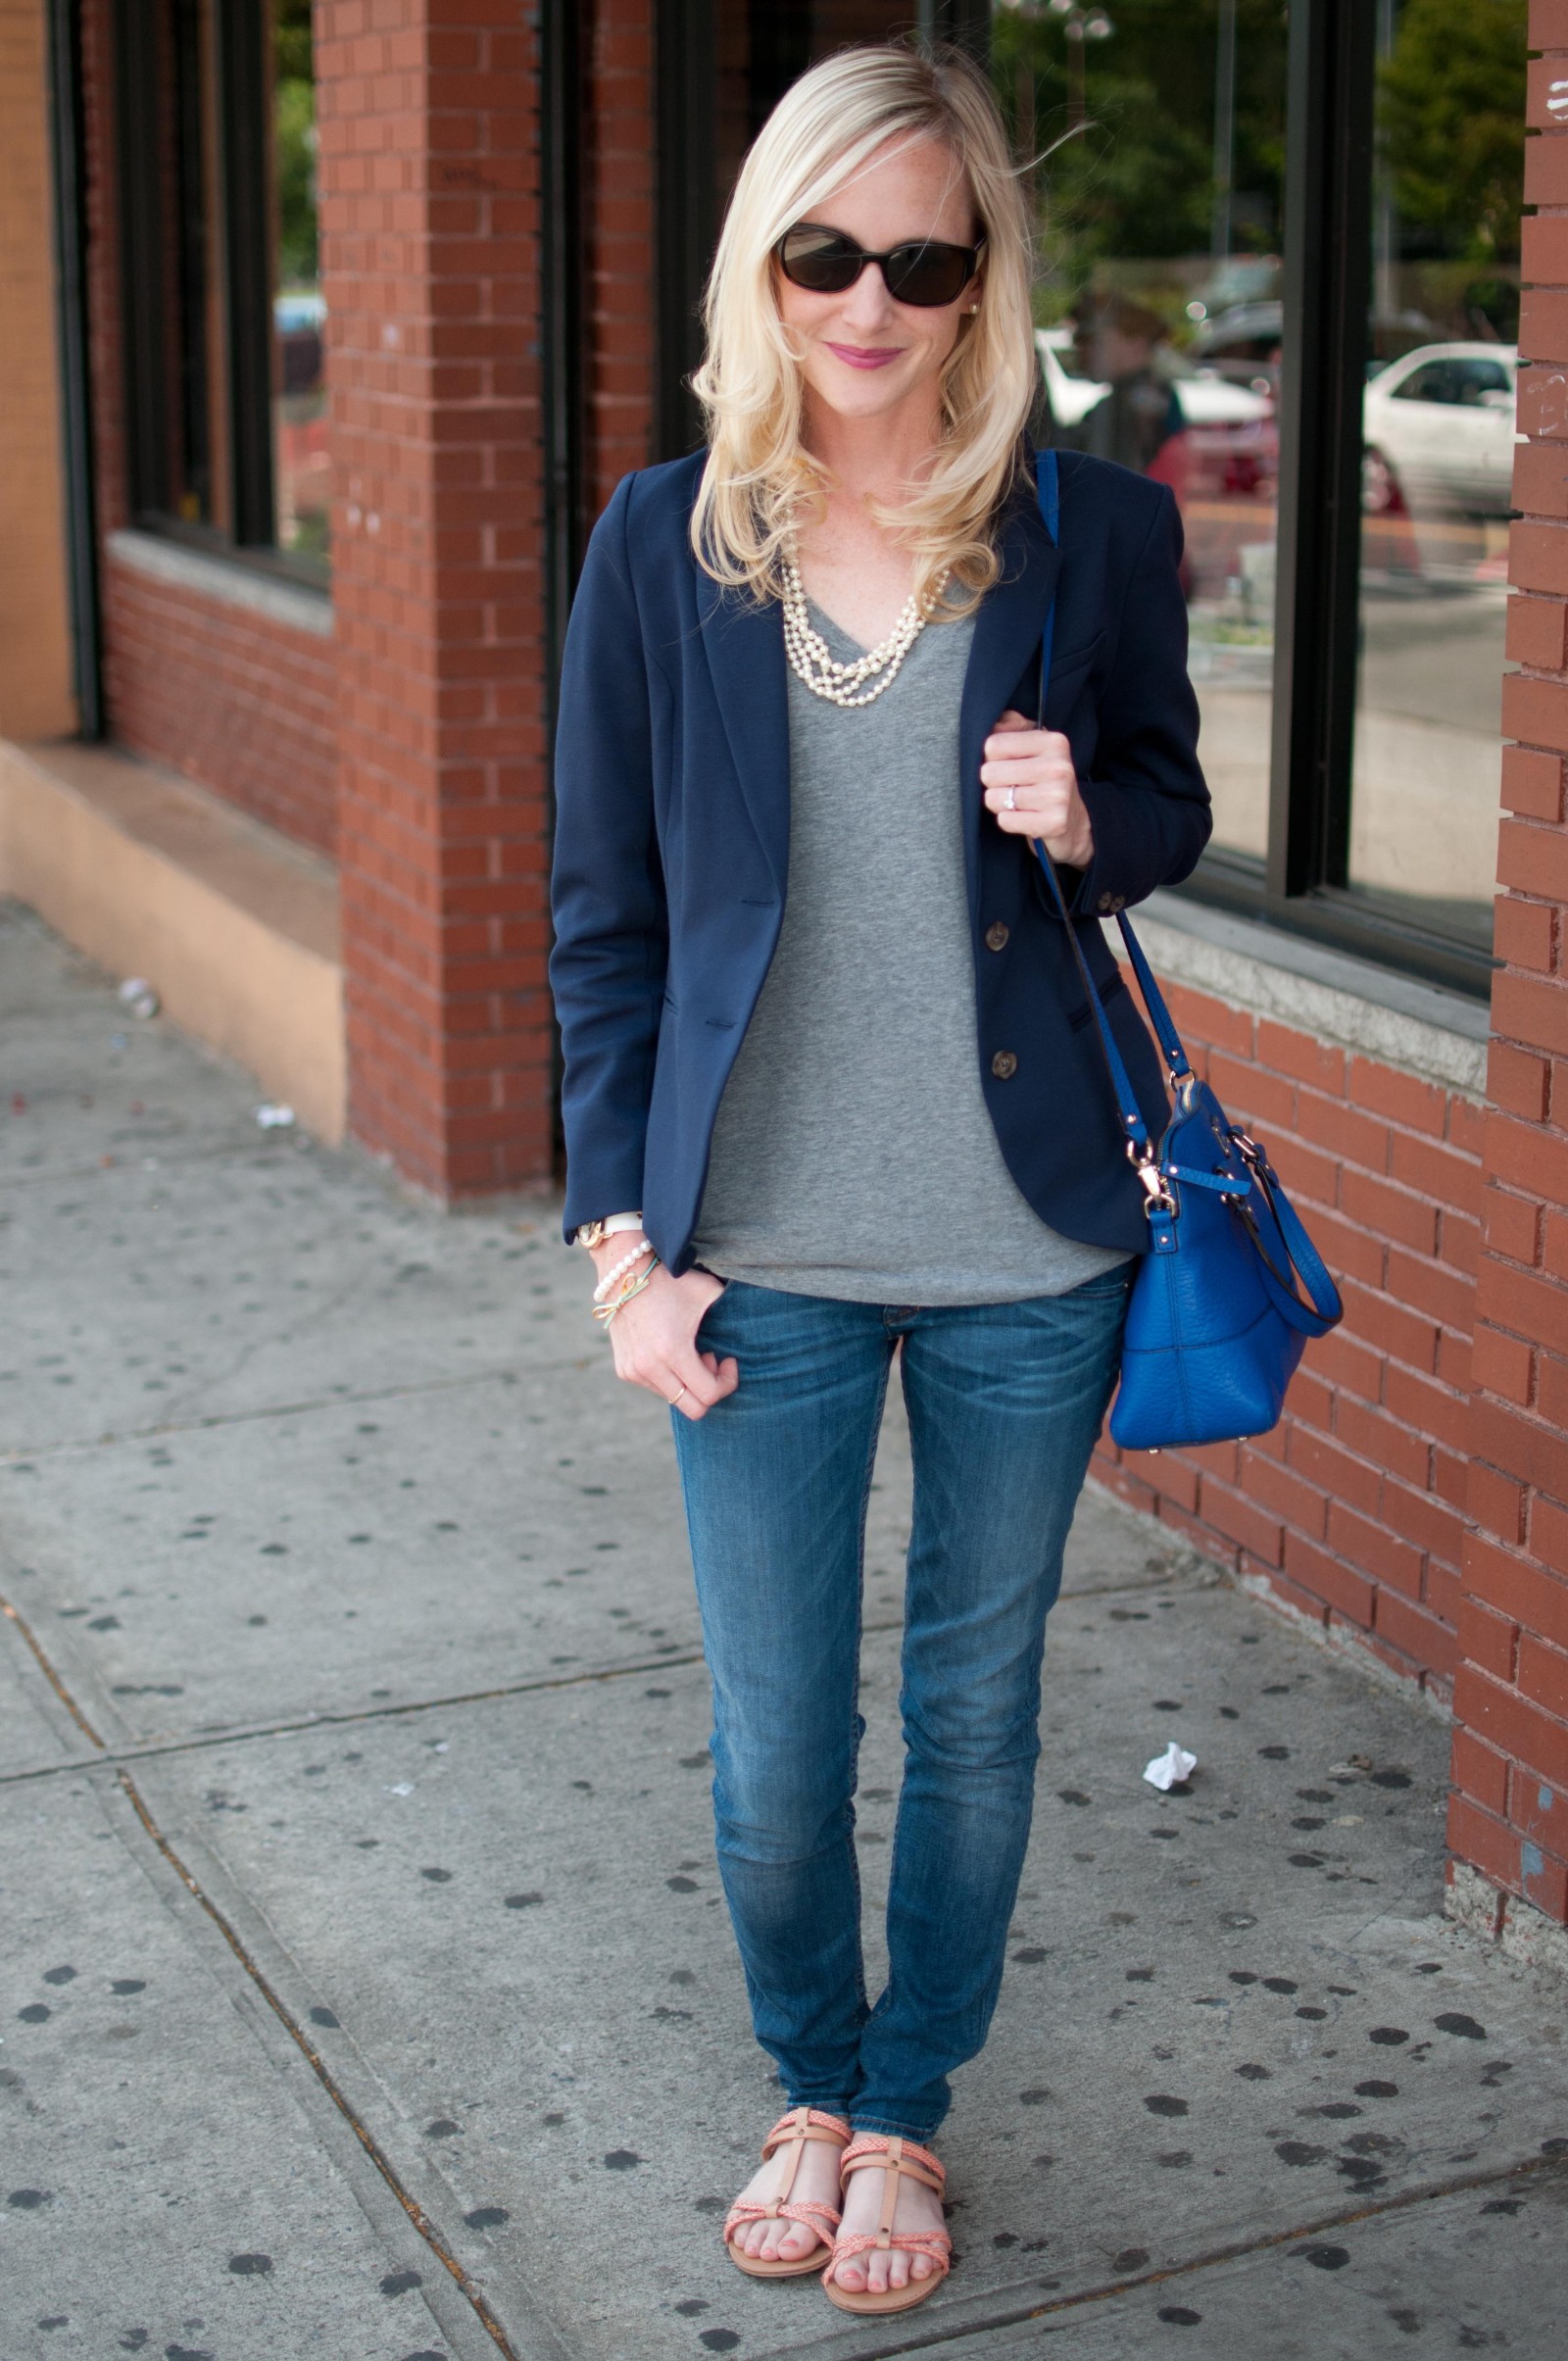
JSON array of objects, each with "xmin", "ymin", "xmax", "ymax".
[
  {"xmin": 1, "ymin": 1588, "xmax": 107, "ymax": 1747},
  {"xmin": 0, "ymin": 1359, "xmax": 589, "ymax": 1464},
  {"xmin": 116, "ymin": 1765, "xmax": 527, "ymax": 2361},
  {"xmin": 762, "ymin": 2153, "xmax": 1568, "ymax": 2360}
]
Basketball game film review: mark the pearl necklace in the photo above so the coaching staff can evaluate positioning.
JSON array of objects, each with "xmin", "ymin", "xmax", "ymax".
[{"xmin": 780, "ymin": 558, "xmax": 947, "ymax": 709}]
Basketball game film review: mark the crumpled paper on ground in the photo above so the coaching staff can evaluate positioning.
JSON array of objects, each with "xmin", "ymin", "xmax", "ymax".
[{"xmin": 1143, "ymin": 1740, "xmax": 1198, "ymax": 1792}]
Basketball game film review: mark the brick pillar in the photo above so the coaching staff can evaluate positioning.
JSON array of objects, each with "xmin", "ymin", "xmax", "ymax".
[
  {"xmin": 1446, "ymin": 2, "xmax": 1568, "ymax": 1935},
  {"xmin": 318, "ymin": 1, "xmax": 552, "ymax": 1197}
]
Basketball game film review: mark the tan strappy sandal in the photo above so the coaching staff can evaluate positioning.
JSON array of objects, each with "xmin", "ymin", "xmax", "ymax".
[
  {"xmin": 821, "ymin": 2132, "xmax": 953, "ymax": 2315},
  {"xmin": 722, "ymin": 2106, "xmax": 851, "ymax": 2279}
]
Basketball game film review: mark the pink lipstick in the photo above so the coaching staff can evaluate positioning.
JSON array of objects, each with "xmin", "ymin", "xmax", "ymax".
[{"xmin": 824, "ymin": 342, "xmax": 902, "ymax": 370}]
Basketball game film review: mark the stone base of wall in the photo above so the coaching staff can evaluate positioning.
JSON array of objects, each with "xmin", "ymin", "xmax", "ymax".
[
  {"xmin": 1446, "ymin": 1860, "xmax": 1568, "ymax": 1979},
  {"xmin": 0, "ymin": 737, "xmax": 344, "ymax": 1142}
]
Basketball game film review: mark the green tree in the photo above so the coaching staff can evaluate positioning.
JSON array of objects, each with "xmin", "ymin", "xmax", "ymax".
[
  {"xmin": 1378, "ymin": 0, "xmax": 1527, "ymax": 264},
  {"xmin": 991, "ymin": 0, "xmax": 1289, "ymax": 309},
  {"xmin": 274, "ymin": 0, "xmax": 318, "ymax": 285}
]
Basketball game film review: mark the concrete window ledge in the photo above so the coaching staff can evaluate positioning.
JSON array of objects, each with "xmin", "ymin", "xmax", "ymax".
[
  {"xmin": 1125, "ymin": 891, "xmax": 1490, "ymax": 1102},
  {"xmin": 106, "ymin": 528, "xmax": 333, "ymax": 638},
  {"xmin": 0, "ymin": 737, "xmax": 344, "ymax": 1141}
]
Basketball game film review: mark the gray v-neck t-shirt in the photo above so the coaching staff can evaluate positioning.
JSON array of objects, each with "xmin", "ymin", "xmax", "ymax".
[{"xmin": 690, "ymin": 599, "xmax": 1129, "ymax": 1305}]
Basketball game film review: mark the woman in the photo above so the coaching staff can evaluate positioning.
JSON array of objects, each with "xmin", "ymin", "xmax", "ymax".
[{"xmin": 551, "ymin": 43, "xmax": 1207, "ymax": 2319}]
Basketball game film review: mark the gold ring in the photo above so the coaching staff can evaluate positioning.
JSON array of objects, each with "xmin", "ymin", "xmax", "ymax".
[{"xmin": 668, "ymin": 1384, "xmax": 689, "ymax": 1407}]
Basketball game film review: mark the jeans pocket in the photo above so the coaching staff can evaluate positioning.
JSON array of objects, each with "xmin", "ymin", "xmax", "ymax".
[
  {"xmin": 695, "ymin": 1276, "xmax": 732, "ymax": 1349},
  {"xmin": 1064, "ymin": 1260, "xmax": 1137, "ymax": 1303}
]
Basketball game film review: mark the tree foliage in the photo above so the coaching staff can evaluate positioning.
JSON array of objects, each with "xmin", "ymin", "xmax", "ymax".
[
  {"xmin": 274, "ymin": 0, "xmax": 318, "ymax": 285},
  {"xmin": 991, "ymin": 0, "xmax": 1289, "ymax": 291},
  {"xmin": 1377, "ymin": 0, "xmax": 1527, "ymax": 264}
]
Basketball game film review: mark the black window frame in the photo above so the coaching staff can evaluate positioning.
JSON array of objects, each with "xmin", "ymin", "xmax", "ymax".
[
  {"xmin": 652, "ymin": 1, "xmax": 1504, "ymax": 999},
  {"xmin": 1166, "ymin": 0, "xmax": 1500, "ymax": 1002},
  {"xmin": 114, "ymin": 0, "xmax": 326, "ymax": 590}
]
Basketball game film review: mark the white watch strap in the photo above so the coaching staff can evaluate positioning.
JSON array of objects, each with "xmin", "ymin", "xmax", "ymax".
[{"xmin": 575, "ymin": 1211, "xmax": 644, "ymax": 1247}]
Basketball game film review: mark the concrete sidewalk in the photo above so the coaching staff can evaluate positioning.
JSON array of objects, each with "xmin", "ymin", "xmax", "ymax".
[{"xmin": 1, "ymin": 895, "xmax": 1564, "ymax": 2361}]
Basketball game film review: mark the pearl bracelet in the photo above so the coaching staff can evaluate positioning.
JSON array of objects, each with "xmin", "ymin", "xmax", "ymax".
[{"xmin": 591, "ymin": 1237, "xmax": 654, "ymax": 1303}]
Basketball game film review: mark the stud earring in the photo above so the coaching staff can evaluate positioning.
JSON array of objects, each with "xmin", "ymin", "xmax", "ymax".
[{"xmin": 968, "ymin": 302, "xmax": 979, "ymax": 315}]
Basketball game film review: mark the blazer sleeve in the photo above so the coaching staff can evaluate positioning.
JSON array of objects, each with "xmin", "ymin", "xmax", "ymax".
[
  {"xmin": 549, "ymin": 473, "xmax": 668, "ymax": 1237},
  {"xmin": 1062, "ymin": 481, "xmax": 1211, "ymax": 916}
]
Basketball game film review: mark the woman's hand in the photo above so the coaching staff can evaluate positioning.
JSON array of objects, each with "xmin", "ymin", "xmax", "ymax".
[
  {"xmin": 588, "ymin": 1242, "xmax": 739, "ymax": 1420},
  {"xmin": 981, "ymin": 709, "xmax": 1095, "ymax": 868}
]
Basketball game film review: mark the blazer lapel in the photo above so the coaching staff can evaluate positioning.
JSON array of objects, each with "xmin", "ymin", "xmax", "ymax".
[
  {"xmin": 957, "ymin": 487, "xmax": 1061, "ymax": 928},
  {"xmin": 696, "ymin": 567, "xmax": 791, "ymax": 898}
]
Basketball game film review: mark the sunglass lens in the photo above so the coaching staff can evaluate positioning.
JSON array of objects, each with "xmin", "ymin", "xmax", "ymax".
[
  {"xmin": 884, "ymin": 244, "xmax": 971, "ymax": 308},
  {"xmin": 779, "ymin": 229, "xmax": 861, "ymax": 293}
]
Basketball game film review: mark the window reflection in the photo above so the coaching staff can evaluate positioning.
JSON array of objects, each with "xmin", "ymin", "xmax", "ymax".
[
  {"xmin": 272, "ymin": 0, "xmax": 327, "ymax": 567},
  {"xmin": 1348, "ymin": 0, "xmax": 1526, "ymax": 952},
  {"xmin": 996, "ymin": 0, "xmax": 1289, "ymax": 868},
  {"xmin": 142, "ymin": 0, "xmax": 228, "ymax": 531}
]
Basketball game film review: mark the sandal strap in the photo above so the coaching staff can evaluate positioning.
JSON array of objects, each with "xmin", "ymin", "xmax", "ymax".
[
  {"xmin": 822, "ymin": 2227, "xmax": 952, "ymax": 2286},
  {"xmin": 760, "ymin": 2106, "xmax": 851, "ymax": 2163},
  {"xmin": 725, "ymin": 2107, "xmax": 850, "ymax": 2232},
  {"xmin": 723, "ymin": 2194, "xmax": 840, "ymax": 2244},
  {"xmin": 839, "ymin": 2133, "xmax": 947, "ymax": 2216}
]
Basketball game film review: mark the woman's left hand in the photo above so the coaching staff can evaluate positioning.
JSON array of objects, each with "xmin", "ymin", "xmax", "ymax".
[{"xmin": 981, "ymin": 709, "xmax": 1096, "ymax": 868}]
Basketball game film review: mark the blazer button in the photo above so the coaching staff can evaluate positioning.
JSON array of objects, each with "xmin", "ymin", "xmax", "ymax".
[
  {"xmin": 1097, "ymin": 892, "xmax": 1113, "ymax": 911},
  {"xmin": 991, "ymin": 1050, "xmax": 1018, "ymax": 1080},
  {"xmin": 985, "ymin": 920, "xmax": 1009, "ymax": 952}
]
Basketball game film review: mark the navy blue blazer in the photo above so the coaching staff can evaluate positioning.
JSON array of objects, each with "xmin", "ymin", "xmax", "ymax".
[{"xmin": 550, "ymin": 447, "xmax": 1211, "ymax": 1270}]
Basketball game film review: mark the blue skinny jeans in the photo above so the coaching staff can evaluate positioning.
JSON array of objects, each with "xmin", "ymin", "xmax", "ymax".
[{"xmin": 670, "ymin": 1268, "xmax": 1130, "ymax": 2141}]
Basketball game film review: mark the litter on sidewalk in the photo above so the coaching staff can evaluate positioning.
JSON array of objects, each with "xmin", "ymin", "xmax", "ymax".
[{"xmin": 1143, "ymin": 1740, "xmax": 1198, "ymax": 1792}]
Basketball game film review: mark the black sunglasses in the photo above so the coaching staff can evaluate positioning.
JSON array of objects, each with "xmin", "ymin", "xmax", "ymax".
[{"xmin": 775, "ymin": 221, "xmax": 985, "ymax": 310}]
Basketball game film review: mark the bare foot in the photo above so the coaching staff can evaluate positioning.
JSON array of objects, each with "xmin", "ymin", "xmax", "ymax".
[
  {"xmin": 831, "ymin": 2153, "xmax": 947, "ymax": 2296},
  {"xmin": 728, "ymin": 2127, "xmax": 846, "ymax": 2268}
]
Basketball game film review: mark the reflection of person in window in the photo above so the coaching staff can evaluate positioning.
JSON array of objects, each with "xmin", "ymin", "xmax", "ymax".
[{"xmin": 1073, "ymin": 293, "xmax": 1182, "ymax": 475}]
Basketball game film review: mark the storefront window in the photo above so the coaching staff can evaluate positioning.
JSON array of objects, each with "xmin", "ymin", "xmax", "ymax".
[
  {"xmin": 1348, "ymin": 0, "xmax": 1526, "ymax": 956},
  {"xmin": 995, "ymin": 0, "xmax": 1288, "ymax": 869},
  {"xmin": 272, "ymin": 0, "xmax": 327, "ymax": 564},
  {"xmin": 657, "ymin": 5, "xmax": 1512, "ymax": 991},
  {"xmin": 117, "ymin": 0, "xmax": 327, "ymax": 580},
  {"xmin": 120, "ymin": 0, "xmax": 229, "ymax": 532}
]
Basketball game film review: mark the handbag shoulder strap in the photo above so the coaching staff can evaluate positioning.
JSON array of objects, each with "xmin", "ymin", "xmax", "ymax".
[{"xmin": 1031, "ymin": 448, "xmax": 1191, "ymax": 1150}]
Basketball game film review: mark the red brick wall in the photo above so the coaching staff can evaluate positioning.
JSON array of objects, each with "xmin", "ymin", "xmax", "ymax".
[
  {"xmin": 319, "ymin": 0, "xmax": 554, "ymax": 1198},
  {"xmin": 1093, "ymin": 986, "xmax": 1481, "ymax": 1709},
  {"xmin": 102, "ymin": 562, "xmax": 338, "ymax": 855},
  {"xmin": 74, "ymin": 0, "xmax": 339, "ymax": 855},
  {"xmin": 1443, "ymin": 0, "xmax": 1568, "ymax": 1931},
  {"xmin": 586, "ymin": 0, "xmax": 657, "ymax": 507}
]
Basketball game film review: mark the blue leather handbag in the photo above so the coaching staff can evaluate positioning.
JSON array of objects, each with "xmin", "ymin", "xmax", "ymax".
[{"xmin": 1033, "ymin": 449, "xmax": 1343, "ymax": 1450}]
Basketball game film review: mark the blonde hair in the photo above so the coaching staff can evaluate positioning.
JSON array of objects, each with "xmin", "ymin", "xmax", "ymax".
[{"xmin": 689, "ymin": 43, "xmax": 1037, "ymax": 617}]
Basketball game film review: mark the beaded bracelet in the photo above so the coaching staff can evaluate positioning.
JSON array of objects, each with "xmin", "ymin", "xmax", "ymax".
[
  {"xmin": 593, "ymin": 1256, "xmax": 660, "ymax": 1326},
  {"xmin": 591, "ymin": 1237, "xmax": 654, "ymax": 1303}
]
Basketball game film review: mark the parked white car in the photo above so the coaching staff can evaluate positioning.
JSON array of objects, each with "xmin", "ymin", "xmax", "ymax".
[
  {"xmin": 1362, "ymin": 342, "xmax": 1519, "ymax": 519},
  {"xmin": 1036, "ymin": 326, "xmax": 1271, "ymax": 432}
]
